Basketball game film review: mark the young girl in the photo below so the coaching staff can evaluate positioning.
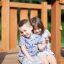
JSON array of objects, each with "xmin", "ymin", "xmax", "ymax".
[{"xmin": 30, "ymin": 17, "xmax": 57, "ymax": 64}]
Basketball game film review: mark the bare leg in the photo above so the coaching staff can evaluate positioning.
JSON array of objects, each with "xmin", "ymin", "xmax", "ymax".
[
  {"xmin": 47, "ymin": 55, "xmax": 57, "ymax": 64},
  {"xmin": 40, "ymin": 54, "xmax": 49, "ymax": 64}
]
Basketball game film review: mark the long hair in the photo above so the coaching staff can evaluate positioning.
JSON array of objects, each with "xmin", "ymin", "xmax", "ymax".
[{"xmin": 30, "ymin": 17, "xmax": 45, "ymax": 35}]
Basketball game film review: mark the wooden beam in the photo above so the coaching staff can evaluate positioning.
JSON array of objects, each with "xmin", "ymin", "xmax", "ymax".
[
  {"xmin": 9, "ymin": 2, "xmax": 51, "ymax": 10},
  {"xmin": 0, "ymin": 1, "xmax": 64, "ymax": 10},
  {"xmin": 51, "ymin": 1, "xmax": 61, "ymax": 63},
  {"xmin": 1, "ymin": 0, "xmax": 10, "ymax": 52},
  {"xmin": 60, "ymin": 0, "xmax": 64, "ymax": 4},
  {"xmin": 20, "ymin": 9, "xmax": 28, "ymax": 20},
  {"xmin": 10, "ymin": 2, "xmax": 41, "ymax": 9},
  {"xmin": 9, "ymin": 9, "xmax": 17, "ymax": 50},
  {"xmin": 41, "ymin": 2, "xmax": 47, "ymax": 28},
  {"xmin": 30, "ymin": 10, "xmax": 38, "ymax": 18},
  {"xmin": 47, "ymin": 5, "xmax": 51, "ymax": 10},
  {"xmin": 2, "ymin": 2, "xmax": 63, "ymax": 10},
  {"xmin": 0, "ymin": 1, "xmax": 2, "ymax": 6},
  {"xmin": 61, "ymin": 5, "xmax": 64, "ymax": 9}
]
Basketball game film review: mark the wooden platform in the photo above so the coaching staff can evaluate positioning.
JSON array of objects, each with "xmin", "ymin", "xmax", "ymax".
[
  {"xmin": 0, "ymin": 52, "xmax": 20, "ymax": 64},
  {"xmin": 0, "ymin": 51, "xmax": 64, "ymax": 64}
]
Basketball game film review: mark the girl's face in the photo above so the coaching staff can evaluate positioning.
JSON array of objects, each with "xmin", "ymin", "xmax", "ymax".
[{"xmin": 33, "ymin": 25, "xmax": 42, "ymax": 35}]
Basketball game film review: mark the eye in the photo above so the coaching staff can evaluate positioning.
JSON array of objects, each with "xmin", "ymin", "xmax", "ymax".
[
  {"xmin": 24, "ymin": 30, "xmax": 26, "ymax": 32},
  {"xmin": 19, "ymin": 31, "xmax": 23, "ymax": 34},
  {"xmin": 39, "ymin": 29, "xmax": 42, "ymax": 31}
]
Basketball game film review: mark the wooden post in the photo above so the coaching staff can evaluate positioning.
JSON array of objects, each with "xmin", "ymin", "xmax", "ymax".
[
  {"xmin": 30, "ymin": 10, "xmax": 38, "ymax": 18},
  {"xmin": 51, "ymin": 0, "xmax": 61, "ymax": 63},
  {"xmin": 1, "ymin": 0, "xmax": 10, "ymax": 52},
  {"xmin": 41, "ymin": 2, "xmax": 47, "ymax": 28},
  {"xmin": 9, "ymin": 9, "xmax": 17, "ymax": 50},
  {"xmin": 20, "ymin": 9, "xmax": 28, "ymax": 20},
  {"xmin": 60, "ymin": 0, "xmax": 64, "ymax": 4}
]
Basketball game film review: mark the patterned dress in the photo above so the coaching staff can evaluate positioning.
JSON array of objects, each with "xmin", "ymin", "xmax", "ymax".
[{"xmin": 18, "ymin": 34, "xmax": 42, "ymax": 64}]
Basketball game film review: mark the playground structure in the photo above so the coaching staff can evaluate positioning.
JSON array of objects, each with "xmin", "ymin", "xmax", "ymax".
[{"xmin": 0, "ymin": 0, "xmax": 64, "ymax": 64}]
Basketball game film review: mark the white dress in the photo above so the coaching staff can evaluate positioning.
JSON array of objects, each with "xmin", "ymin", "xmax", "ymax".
[{"xmin": 38, "ymin": 29, "xmax": 54, "ymax": 56}]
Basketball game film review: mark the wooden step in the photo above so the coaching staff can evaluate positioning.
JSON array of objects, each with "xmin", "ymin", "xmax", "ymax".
[{"xmin": 0, "ymin": 52, "xmax": 20, "ymax": 64}]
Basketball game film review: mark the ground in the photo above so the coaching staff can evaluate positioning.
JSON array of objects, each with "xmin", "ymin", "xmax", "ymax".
[{"xmin": 0, "ymin": 52, "xmax": 20, "ymax": 64}]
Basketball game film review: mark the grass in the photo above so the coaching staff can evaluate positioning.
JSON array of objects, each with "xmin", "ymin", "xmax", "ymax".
[{"xmin": 48, "ymin": 22, "xmax": 64, "ymax": 47}]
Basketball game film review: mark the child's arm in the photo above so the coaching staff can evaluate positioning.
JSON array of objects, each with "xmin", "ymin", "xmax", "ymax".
[
  {"xmin": 38, "ymin": 43, "xmax": 47, "ymax": 51},
  {"xmin": 20, "ymin": 44, "xmax": 33, "ymax": 61},
  {"xmin": 38, "ymin": 38, "xmax": 47, "ymax": 51}
]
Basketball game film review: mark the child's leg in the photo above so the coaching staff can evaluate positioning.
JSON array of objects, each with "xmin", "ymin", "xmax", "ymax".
[
  {"xmin": 22, "ymin": 58, "xmax": 32, "ymax": 64},
  {"xmin": 33, "ymin": 56, "xmax": 42, "ymax": 64},
  {"xmin": 18, "ymin": 56, "xmax": 23, "ymax": 63},
  {"xmin": 41, "ymin": 55, "xmax": 49, "ymax": 64},
  {"xmin": 47, "ymin": 55, "xmax": 57, "ymax": 64},
  {"xmin": 38, "ymin": 52, "xmax": 49, "ymax": 64}
]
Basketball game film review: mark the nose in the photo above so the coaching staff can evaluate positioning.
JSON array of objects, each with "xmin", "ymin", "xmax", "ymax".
[
  {"xmin": 23, "ymin": 32, "xmax": 26, "ymax": 35},
  {"xmin": 36, "ymin": 30, "xmax": 39, "ymax": 33}
]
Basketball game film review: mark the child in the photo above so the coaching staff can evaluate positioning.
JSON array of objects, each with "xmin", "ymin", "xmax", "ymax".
[
  {"xmin": 18, "ymin": 19, "xmax": 43, "ymax": 64},
  {"xmin": 30, "ymin": 17, "xmax": 57, "ymax": 64}
]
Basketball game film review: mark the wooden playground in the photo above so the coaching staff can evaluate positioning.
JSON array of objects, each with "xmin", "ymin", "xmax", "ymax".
[{"xmin": 0, "ymin": 0, "xmax": 64, "ymax": 64}]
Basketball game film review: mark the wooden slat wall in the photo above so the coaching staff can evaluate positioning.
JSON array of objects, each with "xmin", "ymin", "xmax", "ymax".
[
  {"xmin": 1, "ymin": 0, "xmax": 10, "ymax": 52},
  {"xmin": 20, "ymin": 9, "xmax": 28, "ymax": 20},
  {"xmin": 30, "ymin": 10, "xmax": 38, "ymax": 18},
  {"xmin": 0, "ymin": 1, "xmax": 64, "ymax": 64},
  {"xmin": 9, "ymin": 9, "xmax": 17, "ymax": 50},
  {"xmin": 0, "ymin": 1, "xmax": 2, "ymax": 6},
  {"xmin": 10, "ymin": 2, "xmax": 41, "ymax": 9},
  {"xmin": 60, "ymin": 0, "xmax": 64, "ymax": 4},
  {"xmin": 41, "ymin": 2, "xmax": 47, "ymax": 28}
]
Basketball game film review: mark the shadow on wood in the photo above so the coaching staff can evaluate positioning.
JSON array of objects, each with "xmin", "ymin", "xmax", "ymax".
[
  {"xmin": 61, "ymin": 47, "xmax": 64, "ymax": 57},
  {"xmin": 0, "ymin": 52, "xmax": 7, "ymax": 64}
]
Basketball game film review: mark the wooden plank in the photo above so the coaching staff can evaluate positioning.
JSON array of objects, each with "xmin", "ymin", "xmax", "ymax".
[
  {"xmin": 58, "ymin": 57, "xmax": 64, "ymax": 64},
  {"xmin": 41, "ymin": 2, "xmax": 47, "ymax": 28},
  {"xmin": 30, "ymin": 10, "xmax": 38, "ymax": 18},
  {"xmin": 10, "ymin": 2, "xmax": 51, "ymax": 10},
  {"xmin": 61, "ymin": 57, "xmax": 64, "ymax": 62},
  {"xmin": 60, "ymin": 0, "xmax": 64, "ymax": 4},
  {"xmin": 0, "ymin": 2, "xmax": 64, "ymax": 10},
  {"xmin": 9, "ymin": 9, "xmax": 17, "ymax": 50},
  {"xmin": 5, "ymin": 2, "xmax": 64, "ymax": 10},
  {"xmin": 47, "ymin": 5, "xmax": 51, "ymax": 10},
  {"xmin": 61, "ymin": 5, "xmax": 64, "ymax": 9},
  {"xmin": 20, "ymin": 9, "xmax": 28, "ymax": 20},
  {"xmin": 1, "ymin": 0, "xmax": 10, "ymax": 52},
  {"xmin": 0, "ymin": 1, "xmax": 2, "ymax": 6},
  {"xmin": 51, "ymin": 1, "xmax": 61, "ymax": 63},
  {"xmin": 10, "ymin": 2, "xmax": 41, "ymax": 9},
  {"xmin": 0, "ymin": 53, "xmax": 20, "ymax": 64}
]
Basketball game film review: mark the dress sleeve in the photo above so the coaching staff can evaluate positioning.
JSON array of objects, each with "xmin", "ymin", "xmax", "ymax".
[
  {"xmin": 42, "ymin": 29, "xmax": 50, "ymax": 38},
  {"xmin": 45, "ymin": 29, "xmax": 50, "ymax": 36},
  {"xmin": 39, "ymin": 29, "xmax": 50, "ymax": 44},
  {"xmin": 39, "ymin": 37, "xmax": 45, "ymax": 44},
  {"xmin": 19, "ymin": 36, "xmax": 26, "ymax": 46},
  {"xmin": 36, "ymin": 35, "xmax": 45, "ymax": 44}
]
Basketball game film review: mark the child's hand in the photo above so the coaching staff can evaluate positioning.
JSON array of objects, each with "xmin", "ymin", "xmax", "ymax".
[
  {"xmin": 45, "ymin": 37, "xmax": 49, "ymax": 44},
  {"xmin": 29, "ymin": 57, "xmax": 34, "ymax": 62}
]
